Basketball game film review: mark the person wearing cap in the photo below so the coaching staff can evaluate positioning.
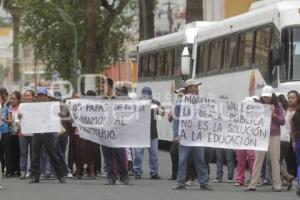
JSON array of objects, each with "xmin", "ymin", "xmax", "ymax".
[
  {"xmin": 133, "ymin": 86, "xmax": 165, "ymax": 180},
  {"xmin": 246, "ymin": 85, "xmax": 285, "ymax": 192},
  {"xmin": 28, "ymin": 87, "xmax": 66, "ymax": 184},
  {"xmin": 172, "ymin": 79, "xmax": 212, "ymax": 190}
]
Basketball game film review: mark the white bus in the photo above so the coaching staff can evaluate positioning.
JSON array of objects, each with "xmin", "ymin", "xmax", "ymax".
[
  {"xmin": 137, "ymin": 21, "xmax": 215, "ymax": 141},
  {"xmin": 137, "ymin": 0, "xmax": 300, "ymax": 142},
  {"xmin": 188, "ymin": 0, "xmax": 300, "ymax": 102}
]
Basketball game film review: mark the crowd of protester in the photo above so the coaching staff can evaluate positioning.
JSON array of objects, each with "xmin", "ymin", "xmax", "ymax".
[{"xmin": 0, "ymin": 78, "xmax": 299, "ymax": 197}]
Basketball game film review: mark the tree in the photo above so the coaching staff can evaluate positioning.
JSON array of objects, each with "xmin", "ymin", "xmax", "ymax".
[
  {"xmin": 16, "ymin": 0, "xmax": 137, "ymax": 80},
  {"xmin": 0, "ymin": 0, "xmax": 21, "ymax": 82},
  {"xmin": 139, "ymin": 0, "xmax": 155, "ymax": 40},
  {"xmin": 186, "ymin": 0, "xmax": 203, "ymax": 23}
]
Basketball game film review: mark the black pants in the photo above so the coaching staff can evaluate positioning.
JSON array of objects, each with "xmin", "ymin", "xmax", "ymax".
[
  {"xmin": 1, "ymin": 133, "xmax": 12, "ymax": 175},
  {"xmin": 57, "ymin": 133, "xmax": 69, "ymax": 176},
  {"xmin": 170, "ymin": 142, "xmax": 178, "ymax": 179},
  {"xmin": 31, "ymin": 133, "xmax": 65, "ymax": 178},
  {"xmin": 11, "ymin": 135, "xmax": 20, "ymax": 175}
]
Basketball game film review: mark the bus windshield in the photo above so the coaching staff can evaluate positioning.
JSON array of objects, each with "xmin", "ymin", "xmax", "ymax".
[{"xmin": 281, "ymin": 27, "xmax": 300, "ymax": 81}]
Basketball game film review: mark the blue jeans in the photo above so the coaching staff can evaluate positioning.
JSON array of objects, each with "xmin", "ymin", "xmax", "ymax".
[
  {"xmin": 40, "ymin": 148, "xmax": 53, "ymax": 176},
  {"xmin": 134, "ymin": 138, "xmax": 159, "ymax": 177},
  {"xmin": 177, "ymin": 145, "xmax": 209, "ymax": 187},
  {"xmin": 19, "ymin": 136, "xmax": 32, "ymax": 172},
  {"xmin": 216, "ymin": 148, "xmax": 235, "ymax": 180}
]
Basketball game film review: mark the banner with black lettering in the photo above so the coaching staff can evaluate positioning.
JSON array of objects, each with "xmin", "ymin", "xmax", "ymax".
[
  {"xmin": 178, "ymin": 95, "xmax": 272, "ymax": 151},
  {"xmin": 67, "ymin": 99, "xmax": 151, "ymax": 148}
]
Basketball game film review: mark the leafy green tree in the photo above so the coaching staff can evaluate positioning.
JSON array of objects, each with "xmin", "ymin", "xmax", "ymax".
[{"xmin": 16, "ymin": 0, "xmax": 137, "ymax": 81}]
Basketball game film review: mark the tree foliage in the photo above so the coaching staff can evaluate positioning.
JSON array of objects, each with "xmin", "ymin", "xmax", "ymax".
[{"xmin": 15, "ymin": 0, "xmax": 137, "ymax": 80}]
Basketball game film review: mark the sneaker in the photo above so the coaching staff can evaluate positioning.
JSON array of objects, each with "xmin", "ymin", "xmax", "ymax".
[
  {"xmin": 234, "ymin": 182, "xmax": 244, "ymax": 186},
  {"xmin": 26, "ymin": 172, "xmax": 31, "ymax": 178},
  {"xmin": 227, "ymin": 179, "xmax": 234, "ymax": 183},
  {"xmin": 67, "ymin": 173, "xmax": 73, "ymax": 179},
  {"xmin": 45, "ymin": 174, "xmax": 55, "ymax": 180},
  {"xmin": 273, "ymin": 188, "xmax": 281, "ymax": 192},
  {"xmin": 57, "ymin": 176, "xmax": 66, "ymax": 184},
  {"xmin": 168, "ymin": 177, "xmax": 177, "ymax": 180},
  {"xmin": 199, "ymin": 185, "xmax": 213, "ymax": 191},
  {"xmin": 185, "ymin": 180, "xmax": 195, "ymax": 186},
  {"xmin": 213, "ymin": 178, "xmax": 222, "ymax": 183},
  {"xmin": 172, "ymin": 185, "xmax": 186, "ymax": 190},
  {"xmin": 19, "ymin": 171, "xmax": 26, "ymax": 180},
  {"xmin": 262, "ymin": 179, "xmax": 271, "ymax": 185},
  {"xmin": 135, "ymin": 174, "xmax": 141, "ymax": 179},
  {"xmin": 120, "ymin": 176, "xmax": 130, "ymax": 185},
  {"xmin": 150, "ymin": 174, "xmax": 161, "ymax": 180}
]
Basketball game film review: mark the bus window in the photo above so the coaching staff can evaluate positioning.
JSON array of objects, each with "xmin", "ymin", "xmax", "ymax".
[
  {"xmin": 238, "ymin": 31, "xmax": 254, "ymax": 68},
  {"xmin": 139, "ymin": 54, "xmax": 149, "ymax": 78},
  {"xmin": 254, "ymin": 27, "xmax": 271, "ymax": 66},
  {"xmin": 166, "ymin": 49, "xmax": 174, "ymax": 77},
  {"xmin": 198, "ymin": 44, "xmax": 209, "ymax": 75},
  {"xmin": 174, "ymin": 47, "xmax": 183, "ymax": 76},
  {"xmin": 157, "ymin": 51, "xmax": 166, "ymax": 77},
  {"xmin": 281, "ymin": 27, "xmax": 300, "ymax": 81},
  {"xmin": 138, "ymin": 55, "xmax": 143, "ymax": 78},
  {"xmin": 165, "ymin": 49, "xmax": 174, "ymax": 77},
  {"xmin": 209, "ymin": 40, "xmax": 222, "ymax": 72},
  {"xmin": 196, "ymin": 45, "xmax": 202, "ymax": 75},
  {"xmin": 149, "ymin": 53, "xmax": 156, "ymax": 78},
  {"xmin": 224, "ymin": 35, "xmax": 238, "ymax": 69}
]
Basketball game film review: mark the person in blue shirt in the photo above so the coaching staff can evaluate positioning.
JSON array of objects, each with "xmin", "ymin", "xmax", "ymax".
[{"xmin": 0, "ymin": 92, "xmax": 12, "ymax": 178}]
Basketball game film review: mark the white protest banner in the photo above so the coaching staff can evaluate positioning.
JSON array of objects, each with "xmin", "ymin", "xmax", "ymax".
[
  {"xmin": 178, "ymin": 95, "xmax": 272, "ymax": 151},
  {"xmin": 19, "ymin": 102, "xmax": 62, "ymax": 135},
  {"xmin": 67, "ymin": 99, "xmax": 151, "ymax": 148}
]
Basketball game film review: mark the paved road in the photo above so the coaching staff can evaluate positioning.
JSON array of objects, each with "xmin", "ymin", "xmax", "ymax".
[{"xmin": 0, "ymin": 150, "xmax": 299, "ymax": 200}]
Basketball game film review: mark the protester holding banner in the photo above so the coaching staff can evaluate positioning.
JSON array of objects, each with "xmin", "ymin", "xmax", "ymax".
[
  {"xmin": 28, "ymin": 87, "xmax": 66, "ymax": 184},
  {"xmin": 247, "ymin": 86, "xmax": 285, "ymax": 192},
  {"xmin": 101, "ymin": 79, "xmax": 130, "ymax": 185},
  {"xmin": 0, "ymin": 92, "xmax": 13, "ymax": 177},
  {"xmin": 291, "ymin": 97, "xmax": 300, "ymax": 196},
  {"xmin": 133, "ymin": 86, "xmax": 164, "ymax": 180},
  {"xmin": 18, "ymin": 90, "xmax": 34, "ymax": 179},
  {"xmin": 172, "ymin": 79, "xmax": 212, "ymax": 191}
]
